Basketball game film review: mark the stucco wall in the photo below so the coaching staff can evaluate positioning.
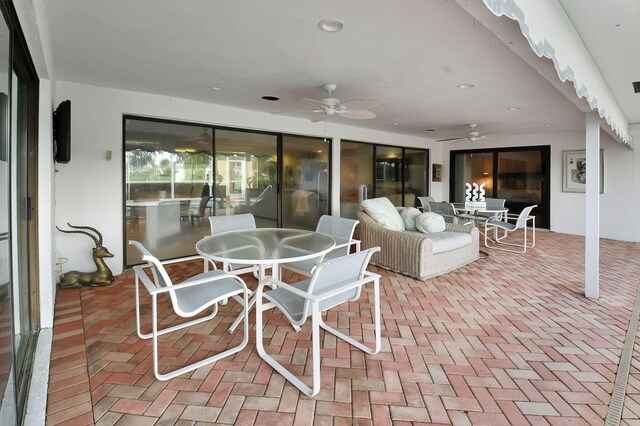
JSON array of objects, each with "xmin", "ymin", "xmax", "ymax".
[{"xmin": 54, "ymin": 81, "xmax": 438, "ymax": 275}]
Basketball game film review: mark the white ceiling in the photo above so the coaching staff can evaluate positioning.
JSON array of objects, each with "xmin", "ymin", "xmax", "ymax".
[{"xmin": 41, "ymin": 0, "xmax": 635, "ymax": 141}]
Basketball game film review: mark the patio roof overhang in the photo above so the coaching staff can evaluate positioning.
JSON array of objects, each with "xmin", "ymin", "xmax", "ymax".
[{"xmin": 479, "ymin": 0, "xmax": 632, "ymax": 146}]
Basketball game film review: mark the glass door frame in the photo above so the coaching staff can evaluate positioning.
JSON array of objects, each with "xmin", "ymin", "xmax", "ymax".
[
  {"xmin": 0, "ymin": 1, "xmax": 40, "ymax": 421},
  {"xmin": 449, "ymin": 145, "xmax": 551, "ymax": 228},
  {"xmin": 372, "ymin": 144, "xmax": 430, "ymax": 207}
]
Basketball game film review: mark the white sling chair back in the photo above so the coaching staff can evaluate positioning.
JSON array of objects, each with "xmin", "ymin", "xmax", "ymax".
[
  {"xmin": 427, "ymin": 201, "xmax": 472, "ymax": 225},
  {"xmin": 130, "ymin": 240, "xmax": 249, "ymax": 381},
  {"xmin": 208, "ymin": 213, "xmax": 265, "ymax": 277},
  {"xmin": 255, "ymin": 247, "xmax": 381, "ymax": 396},
  {"xmin": 418, "ymin": 196, "xmax": 435, "ymax": 211},
  {"xmin": 484, "ymin": 204, "xmax": 537, "ymax": 253},
  {"xmin": 280, "ymin": 215, "xmax": 361, "ymax": 277}
]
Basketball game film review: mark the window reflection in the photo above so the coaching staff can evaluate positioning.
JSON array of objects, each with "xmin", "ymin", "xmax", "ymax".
[
  {"xmin": 124, "ymin": 119, "xmax": 213, "ymax": 265},
  {"xmin": 282, "ymin": 136, "xmax": 329, "ymax": 230},
  {"xmin": 215, "ymin": 130, "xmax": 278, "ymax": 228},
  {"xmin": 340, "ymin": 141, "xmax": 373, "ymax": 219}
]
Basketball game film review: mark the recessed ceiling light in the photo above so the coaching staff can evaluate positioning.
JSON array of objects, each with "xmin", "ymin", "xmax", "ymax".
[
  {"xmin": 457, "ymin": 83, "xmax": 474, "ymax": 89},
  {"xmin": 318, "ymin": 19, "xmax": 344, "ymax": 32},
  {"xmin": 209, "ymin": 86, "xmax": 223, "ymax": 91},
  {"xmin": 261, "ymin": 96, "xmax": 280, "ymax": 101},
  {"xmin": 507, "ymin": 106, "xmax": 520, "ymax": 111},
  {"xmin": 392, "ymin": 122, "xmax": 400, "ymax": 126},
  {"xmin": 425, "ymin": 128, "xmax": 437, "ymax": 132},
  {"xmin": 633, "ymin": 81, "xmax": 640, "ymax": 94},
  {"xmin": 544, "ymin": 124, "xmax": 555, "ymax": 127},
  {"xmin": 615, "ymin": 24, "xmax": 622, "ymax": 27}
]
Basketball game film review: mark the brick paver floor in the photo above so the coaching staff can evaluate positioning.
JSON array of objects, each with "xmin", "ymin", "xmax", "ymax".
[{"xmin": 45, "ymin": 230, "xmax": 640, "ymax": 425}]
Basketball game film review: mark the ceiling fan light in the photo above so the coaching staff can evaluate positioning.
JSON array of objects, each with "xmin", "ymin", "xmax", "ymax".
[{"xmin": 318, "ymin": 19, "xmax": 344, "ymax": 32}]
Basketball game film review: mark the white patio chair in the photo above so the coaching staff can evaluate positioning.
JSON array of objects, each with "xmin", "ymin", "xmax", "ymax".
[
  {"xmin": 418, "ymin": 196, "xmax": 435, "ymax": 211},
  {"xmin": 279, "ymin": 215, "xmax": 361, "ymax": 278},
  {"xmin": 255, "ymin": 247, "xmax": 381, "ymax": 397},
  {"xmin": 129, "ymin": 240, "xmax": 249, "ymax": 381},
  {"xmin": 476, "ymin": 197, "xmax": 507, "ymax": 220},
  {"xmin": 208, "ymin": 213, "xmax": 267, "ymax": 278},
  {"xmin": 483, "ymin": 205, "xmax": 537, "ymax": 253},
  {"xmin": 427, "ymin": 201, "xmax": 473, "ymax": 225}
]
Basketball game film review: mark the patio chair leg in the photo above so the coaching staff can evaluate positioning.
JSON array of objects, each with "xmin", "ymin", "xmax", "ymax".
[
  {"xmin": 136, "ymin": 275, "xmax": 219, "ymax": 340},
  {"xmin": 151, "ymin": 290, "xmax": 249, "ymax": 381},
  {"xmin": 318, "ymin": 278, "xmax": 381, "ymax": 355},
  {"xmin": 255, "ymin": 290, "xmax": 321, "ymax": 397}
]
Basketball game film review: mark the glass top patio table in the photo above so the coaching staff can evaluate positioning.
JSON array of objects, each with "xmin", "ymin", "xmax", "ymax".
[{"xmin": 195, "ymin": 228, "xmax": 336, "ymax": 266}]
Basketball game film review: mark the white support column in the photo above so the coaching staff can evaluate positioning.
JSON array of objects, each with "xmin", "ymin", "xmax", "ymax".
[
  {"xmin": 585, "ymin": 112, "xmax": 600, "ymax": 299},
  {"xmin": 331, "ymin": 137, "xmax": 341, "ymax": 217}
]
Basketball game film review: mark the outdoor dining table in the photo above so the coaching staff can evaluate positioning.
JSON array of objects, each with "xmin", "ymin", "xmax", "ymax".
[{"xmin": 195, "ymin": 228, "xmax": 336, "ymax": 332}]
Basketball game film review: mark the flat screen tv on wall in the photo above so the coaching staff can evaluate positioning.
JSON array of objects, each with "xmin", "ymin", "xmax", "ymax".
[{"xmin": 53, "ymin": 100, "xmax": 71, "ymax": 163}]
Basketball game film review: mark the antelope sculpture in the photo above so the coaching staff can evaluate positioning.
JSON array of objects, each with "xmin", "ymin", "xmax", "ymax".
[{"xmin": 56, "ymin": 223, "xmax": 114, "ymax": 288}]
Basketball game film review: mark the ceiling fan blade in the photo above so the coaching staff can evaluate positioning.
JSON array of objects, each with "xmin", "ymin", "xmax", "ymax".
[
  {"xmin": 271, "ymin": 108, "xmax": 319, "ymax": 115},
  {"xmin": 435, "ymin": 137, "xmax": 466, "ymax": 142},
  {"xmin": 311, "ymin": 112, "xmax": 327, "ymax": 123},
  {"xmin": 339, "ymin": 109, "xmax": 376, "ymax": 120},
  {"xmin": 303, "ymin": 98, "xmax": 327, "ymax": 107},
  {"xmin": 340, "ymin": 99, "xmax": 384, "ymax": 110}
]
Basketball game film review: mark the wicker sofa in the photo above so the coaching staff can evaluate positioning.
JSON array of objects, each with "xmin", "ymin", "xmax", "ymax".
[{"xmin": 356, "ymin": 207, "xmax": 479, "ymax": 280}]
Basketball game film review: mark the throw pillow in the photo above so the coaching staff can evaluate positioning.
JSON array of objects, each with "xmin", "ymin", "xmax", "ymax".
[
  {"xmin": 416, "ymin": 212, "xmax": 446, "ymax": 233},
  {"xmin": 361, "ymin": 197, "xmax": 405, "ymax": 231},
  {"xmin": 400, "ymin": 207, "xmax": 421, "ymax": 231}
]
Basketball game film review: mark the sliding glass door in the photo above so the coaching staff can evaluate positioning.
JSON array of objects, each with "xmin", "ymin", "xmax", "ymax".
[
  {"xmin": 450, "ymin": 146, "xmax": 550, "ymax": 228},
  {"xmin": 0, "ymin": 10, "xmax": 14, "ymax": 423},
  {"xmin": 215, "ymin": 129, "xmax": 278, "ymax": 227},
  {"xmin": 124, "ymin": 118, "xmax": 331, "ymax": 265},
  {"xmin": 340, "ymin": 141, "xmax": 373, "ymax": 219},
  {"xmin": 282, "ymin": 135, "xmax": 329, "ymax": 230},
  {"xmin": 124, "ymin": 119, "xmax": 214, "ymax": 265}
]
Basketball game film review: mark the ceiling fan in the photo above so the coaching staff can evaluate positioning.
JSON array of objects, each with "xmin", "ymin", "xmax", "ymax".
[
  {"xmin": 178, "ymin": 129, "xmax": 212, "ymax": 144},
  {"xmin": 435, "ymin": 123, "xmax": 488, "ymax": 143},
  {"xmin": 288, "ymin": 83, "xmax": 384, "ymax": 123}
]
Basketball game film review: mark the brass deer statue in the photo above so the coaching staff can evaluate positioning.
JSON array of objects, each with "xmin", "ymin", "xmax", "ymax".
[{"xmin": 56, "ymin": 223, "xmax": 114, "ymax": 288}]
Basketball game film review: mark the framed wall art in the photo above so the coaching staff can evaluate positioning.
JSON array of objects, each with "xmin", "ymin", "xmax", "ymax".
[
  {"xmin": 432, "ymin": 163, "xmax": 442, "ymax": 182},
  {"xmin": 562, "ymin": 149, "xmax": 603, "ymax": 193}
]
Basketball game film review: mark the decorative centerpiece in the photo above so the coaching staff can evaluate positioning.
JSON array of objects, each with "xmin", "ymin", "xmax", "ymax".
[
  {"xmin": 56, "ymin": 223, "xmax": 114, "ymax": 288},
  {"xmin": 465, "ymin": 182, "xmax": 486, "ymax": 209}
]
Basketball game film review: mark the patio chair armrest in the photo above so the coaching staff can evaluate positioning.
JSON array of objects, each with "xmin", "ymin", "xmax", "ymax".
[
  {"xmin": 333, "ymin": 238, "xmax": 361, "ymax": 252},
  {"xmin": 137, "ymin": 267, "xmax": 247, "ymax": 296},
  {"xmin": 136, "ymin": 255, "xmax": 217, "ymax": 271},
  {"xmin": 313, "ymin": 273, "xmax": 381, "ymax": 302},
  {"xmin": 160, "ymin": 255, "xmax": 217, "ymax": 269},
  {"xmin": 258, "ymin": 277, "xmax": 316, "ymax": 300},
  {"xmin": 133, "ymin": 265, "xmax": 160, "ymax": 294}
]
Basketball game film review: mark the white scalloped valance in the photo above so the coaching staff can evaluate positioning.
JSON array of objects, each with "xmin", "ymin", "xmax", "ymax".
[{"xmin": 482, "ymin": 0, "xmax": 631, "ymax": 146}]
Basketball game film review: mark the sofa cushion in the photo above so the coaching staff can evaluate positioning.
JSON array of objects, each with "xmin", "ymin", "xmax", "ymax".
[
  {"xmin": 409, "ymin": 230, "xmax": 473, "ymax": 254},
  {"xmin": 361, "ymin": 197, "xmax": 405, "ymax": 231},
  {"xmin": 428, "ymin": 232, "xmax": 473, "ymax": 254},
  {"xmin": 416, "ymin": 212, "xmax": 446, "ymax": 233},
  {"xmin": 400, "ymin": 207, "xmax": 421, "ymax": 231}
]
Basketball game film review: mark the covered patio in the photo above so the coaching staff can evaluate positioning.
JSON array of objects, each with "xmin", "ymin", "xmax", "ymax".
[{"xmin": 46, "ymin": 230, "xmax": 640, "ymax": 425}]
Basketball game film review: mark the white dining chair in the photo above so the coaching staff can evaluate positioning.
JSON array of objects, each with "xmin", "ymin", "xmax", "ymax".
[
  {"xmin": 129, "ymin": 240, "xmax": 249, "ymax": 381},
  {"xmin": 208, "ymin": 213, "xmax": 268, "ymax": 278},
  {"xmin": 255, "ymin": 247, "xmax": 381, "ymax": 396},
  {"xmin": 279, "ymin": 215, "xmax": 360, "ymax": 278},
  {"xmin": 484, "ymin": 205, "xmax": 537, "ymax": 253},
  {"xmin": 418, "ymin": 196, "xmax": 435, "ymax": 211}
]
